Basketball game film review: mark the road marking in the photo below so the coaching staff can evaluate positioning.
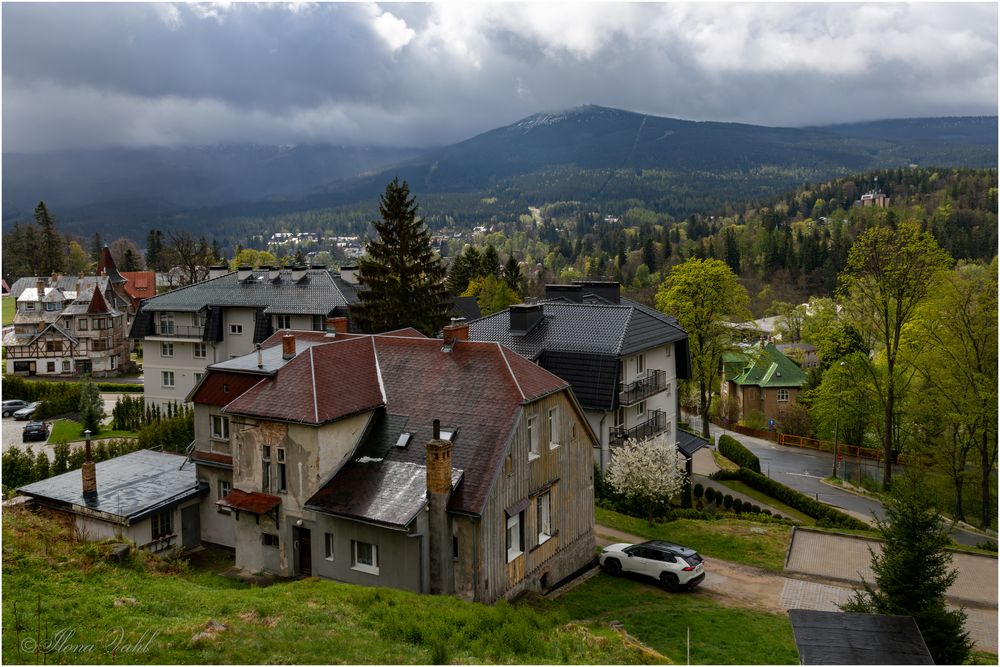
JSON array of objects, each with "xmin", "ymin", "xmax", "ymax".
[{"xmin": 785, "ymin": 472, "xmax": 823, "ymax": 479}]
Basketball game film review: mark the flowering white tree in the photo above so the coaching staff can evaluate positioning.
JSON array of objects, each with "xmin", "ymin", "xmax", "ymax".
[{"xmin": 605, "ymin": 434, "xmax": 687, "ymax": 523}]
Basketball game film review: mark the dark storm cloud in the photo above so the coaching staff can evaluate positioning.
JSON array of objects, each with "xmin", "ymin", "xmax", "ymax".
[{"xmin": 3, "ymin": 2, "xmax": 996, "ymax": 153}]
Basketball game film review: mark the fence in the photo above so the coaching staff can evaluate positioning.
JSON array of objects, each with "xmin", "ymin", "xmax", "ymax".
[{"xmin": 779, "ymin": 433, "xmax": 908, "ymax": 465}]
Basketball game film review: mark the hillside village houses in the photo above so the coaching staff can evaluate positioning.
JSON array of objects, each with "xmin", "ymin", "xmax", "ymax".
[
  {"xmin": 4, "ymin": 248, "xmax": 134, "ymax": 377},
  {"xmin": 466, "ymin": 282, "xmax": 692, "ymax": 472},
  {"xmin": 129, "ymin": 265, "xmax": 360, "ymax": 408}
]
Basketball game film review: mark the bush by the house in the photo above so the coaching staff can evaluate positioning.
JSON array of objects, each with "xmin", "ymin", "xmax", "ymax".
[
  {"xmin": 705, "ymin": 487, "xmax": 715, "ymax": 503},
  {"xmin": 711, "ymin": 468, "xmax": 869, "ymax": 530},
  {"xmin": 714, "ymin": 493, "xmax": 723, "ymax": 507},
  {"xmin": 95, "ymin": 382, "xmax": 143, "ymax": 393},
  {"xmin": 733, "ymin": 498, "xmax": 744, "ymax": 513},
  {"xmin": 723, "ymin": 494, "xmax": 733, "ymax": 510},
  {"xmin": 693, "ymin": 483, "xmax": 704, "ymax": 500},
  {"xmin": 718, "ymin": 434, "xmax": 761, "ymax": 473}
]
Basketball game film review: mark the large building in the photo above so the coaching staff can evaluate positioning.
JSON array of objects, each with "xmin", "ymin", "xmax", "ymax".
[
  {"xmin": 186, "ymin": 325, "xmax": 597, "ymax": 602},
  {"xmin": 720, "ymin": 342, "xmax": 808, "ymax": 426},
  {"xmin": 129, "ymin": 265, "xmax": 359, "ymax": 408},
  {"xmin": 466, "ymin": 282, "xmax": 691, "ymax": 472}
]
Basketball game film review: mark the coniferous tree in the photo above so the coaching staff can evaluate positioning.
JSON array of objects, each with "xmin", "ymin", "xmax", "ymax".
[
  {"xmin": 35, "ymin": 201, "xmax": 65, "ymax": 276},
  {"xmin": 481, "ymin": 244, "xmax": 502, "ymax": 278},
  {"xmin": 503, "ymin": 255, "xmax": 523, "ymax": 293},
  {"xmin": 841, "ymin": 476, "xmax": 972, "ymax": 665},
  {"xmin": 146, "ymin": 229, "xmax": 164, "ymax": 270},
  {"xmin": 351, "ymin": 178, "xmax": 451, "ymax": 335},
  {"xmin": 90, "ymin": 232, "xmax": 104, "ymax": 265}
]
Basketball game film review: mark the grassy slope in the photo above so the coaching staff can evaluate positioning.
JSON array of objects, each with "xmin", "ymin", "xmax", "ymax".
[
  {"xmin": 596, "ymin": 507, "xmax": 792, "ymax": 573},
  {"xmin": 713, "ymin": 480, "xmax": 817, "ymax": 525},
  {"xmin": 48, "ymin": 419, "xmax": 137, "ymax": 443},
  {"xmin": 2, "ymin": 296, "xmax": 14, "ymax": 326}
]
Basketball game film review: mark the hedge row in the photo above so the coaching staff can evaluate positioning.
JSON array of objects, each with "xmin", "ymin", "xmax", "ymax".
[
  {"xmin": 596, "ymin": 499, "xmax": 793, "ymax": 526},
  {"xmin": 96, "ymin": 382, "xmax": 144, "ymax": 393},
  {"xmin": 711, "ymin": 468, "xmax": 869, "ymax": 530},
  {"xmin": 718, "ymin": 434, "xmax": 761, "ymax": 473}
]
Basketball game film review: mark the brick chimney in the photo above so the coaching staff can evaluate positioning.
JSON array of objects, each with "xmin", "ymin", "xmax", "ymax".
[
  {"xmin": 326, "ymin": 317, "xmax": 349, "ymax": 335},
  {"xmin": 282, "ymin": 334, "xmax": 296, "ymax": 360},
  {"xmin": 442, "ymin": 319, "xmax": 469, "ymax": 350},
  {"xmin": 35, "ymin": 279, "xmax": 46, "ymax": 297},
  {"xmin": 426, "ymin": 419, "xmax": 453, "ymax": 595},
  {"xmin": 82, "ymin": 432, "xmax": 97, "ymax": 502}
]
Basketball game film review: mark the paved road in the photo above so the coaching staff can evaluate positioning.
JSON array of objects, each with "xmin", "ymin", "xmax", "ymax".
[{"xmin": 691, "ymin": 416, "xmax": 989, "ymax": 546}]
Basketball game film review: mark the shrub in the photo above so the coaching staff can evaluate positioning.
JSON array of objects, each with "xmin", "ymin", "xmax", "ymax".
[
  {"xmin": 742, "ymin": 409, "xmax": 767, "ymax": 430},
  {"xmin": 693, "ymin": 483, "xmax": 704, "ymax": 499},
  {"xmin": 723, "ymin": 494, "xmax": 734, "ymax": 510},
  {"xmin": 718, "ymin": 434, "xmax": 761, "ymax": 473},
  {"xmin": 715, "ymin": 493, "xmax": 723, "ymax": 507},
  {"xmin": 704, "ymin": 487, "xmax": 715, "ymax": 502},
  {"xmin": 751, "ymin": 504, "xmax": 761, "ymax": 514},
  {"xmin": 778, "ymin": 403, "xmax": 813, "ymax": 437}
]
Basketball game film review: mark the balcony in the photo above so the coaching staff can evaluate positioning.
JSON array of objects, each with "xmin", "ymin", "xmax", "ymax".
[
  {"xmin": 610, "ymin": 410, "xmax": 667, "ymax": 448},
  {"xmin": 618, "ymin": 369, "xmax": 667, "ymax": 406},
  {"xmin": 151, "ymin": 323, "xmax": 205, "ymax": 339}
]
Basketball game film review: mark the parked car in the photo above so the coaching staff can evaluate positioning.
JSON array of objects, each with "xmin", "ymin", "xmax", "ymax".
[
  {"xmin": 2, "ymin": 400, "xmax": 29, "ymax": 417},
  {"xmin": 22, "ymin": 421, "xmax": 50, "ymax": 443},
  {"xmin": 599, "ymin": 540, "xmax": 706, "ymax": 591},
  {"xmin": 13, "ymin": 401, "xmax": 42, "ymax": 420}
]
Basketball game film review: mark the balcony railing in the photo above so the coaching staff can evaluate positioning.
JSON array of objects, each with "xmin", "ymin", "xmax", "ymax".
[
  {"xmin": 609, "ymin": 410, "xmax": 667, "ymax": 447},
  {"xmin": 152, "ymin": 324, "xmax": 205, "ymax": 338},
  {"xmin": 618, "ymin": 369, "xmax": 667, "ymax": 406}
]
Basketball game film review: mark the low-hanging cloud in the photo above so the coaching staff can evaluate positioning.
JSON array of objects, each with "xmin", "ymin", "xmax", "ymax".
[{"xmin": 2, "ymin": 2, "xmax": 996, "ymax": 153}]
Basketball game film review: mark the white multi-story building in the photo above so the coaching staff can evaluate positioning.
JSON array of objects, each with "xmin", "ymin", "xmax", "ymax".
[{"xmin": 129, "ymin": 265, "xmax": 359, "ymax": 408}]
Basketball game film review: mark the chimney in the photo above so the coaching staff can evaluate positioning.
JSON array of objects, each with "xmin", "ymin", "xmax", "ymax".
[
  {"xmin": 267, "ymin": 265, "xmax": 280, "ymax": 282},
  {"xmin": 339, "ymin": 265, "xmax": 359, "ymax": 285},
  {"xmin": 82, "ymin": 431, "xmax": 97, "ymax": 502},
  {"xmin": 256, "ymin": 343, "xmax": 263, "ymax": 369},
  {"xmin": 35, "ymin": 279, "xmax": 46, "ymax": 297},
  {"xmin": 326, "ymin": 316, "xmax": 349, "ymax": 335},
  {"xmin": 573, "ymin": 280, "xmax": 620, "ymax": 304},
  {"xmin": 282, "ymin": 334, "xmax": 296, "ymax": 360},
  {"xmin": 208, "ymin": 265, "xmax": 229, "ymax": 280},
  {"xmin": 509, "ymin": 304, "xmax": 544, "ymax": 336},
  {"xmin": 442, "ymin": 319, "xmax": 469, "ymax": 350},
  {"xmin": 544, "ymin": 284, "xmax": 583, "ymax": 303},
  {"xmin": 291, "ymin": 265, "xmax": 307, "ymax": 283},
  {"xmin": 309, "ymin": 263, "xmax": 326, "ymax": 271},
  {"xmin": 237, "ymin": 264, "xmax": 252, "ymax": 282},
  {"xmin": 426, "ymin": 419, "xmax": 453, "ymax": 595}
]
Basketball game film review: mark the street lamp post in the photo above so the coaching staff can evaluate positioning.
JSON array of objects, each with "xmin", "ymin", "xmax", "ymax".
[{"xmin": 831, "ymin": 361, "xmax": 845, "ymax": 479}]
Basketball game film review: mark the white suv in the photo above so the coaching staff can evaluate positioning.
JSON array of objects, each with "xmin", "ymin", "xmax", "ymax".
[{"xmin": 599, "ymin": 540, "xmax": 706, "ymax": 591}]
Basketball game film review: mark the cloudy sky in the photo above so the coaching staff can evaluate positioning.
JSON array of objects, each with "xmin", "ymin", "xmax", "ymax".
[{"xmin": 3, "ymin": 2, "xmax": 997, "ymax": 153}]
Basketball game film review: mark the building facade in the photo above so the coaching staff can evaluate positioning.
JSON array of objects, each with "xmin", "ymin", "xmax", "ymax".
[{"xmin": 720, "ymin": 342, "xmax": 808, "ymax": 426}]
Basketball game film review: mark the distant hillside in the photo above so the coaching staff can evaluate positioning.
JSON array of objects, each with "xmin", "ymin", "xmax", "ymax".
[{"xmin": 2, "ymin": 106, "xmax": 995, "ymax": 242}]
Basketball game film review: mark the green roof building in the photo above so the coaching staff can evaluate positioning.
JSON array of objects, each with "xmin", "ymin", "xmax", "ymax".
[{"xmin": 720, "ymin": 343, "xmax": 807, "ymax": 426}]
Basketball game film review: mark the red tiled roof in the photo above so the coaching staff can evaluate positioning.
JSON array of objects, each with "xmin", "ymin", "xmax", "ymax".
[
  {"xmin": 121, "ymin": 271, "xmax": 156, "ymax": 300},
  {"xmin": 217, "ymin": 488, "xmax": 281, "ymax": 514},
  {"xmin": 87, "ymin": 286, "xmax": 110, "ymax": 314},
  {"xmin": 189, "ymin": 372, "xmax": 266, "ymax": 407},
  {"xmin": 191, "ymin": 450, "xmax": 234, "ymax": 467},
  {"xmin": 379, "ymin": 327, "xmax": 427, "ymax": 338}
]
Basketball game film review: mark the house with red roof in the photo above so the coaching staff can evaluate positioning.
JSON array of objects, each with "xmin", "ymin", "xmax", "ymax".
[
  {"xmin": 186, "ymin": 322, "xmax": 597, "ymax": 602},
  {"xmin": 119, "ymin": 271, "xmax": 157, "ymax": 310}
]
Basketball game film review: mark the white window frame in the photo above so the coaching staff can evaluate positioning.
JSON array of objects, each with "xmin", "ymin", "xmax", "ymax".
[
  {"xmin": 111, "ymin": 355, "xmax": 119, "ymax": 370},
  {"xmin": 635, "ymin": 353, "xmax": 645, "ymax": 375},
  {"xmin": 635, "ymin": 400, "xmax": 646, "ymax": 418},
  {"xmin": 229, "ymin": 323, "xmax": 244, "ymax": 335},
  {"xmin": 158, "ymin": 312, "xmax": 174, "ymax": 334},
  {"xmin": 161, "ymin": 371, "xmax": 175, "ymax": 388},
  {"xmin": 194, "ymin": 372, "xmax": 203, "ymax": 384},
  {"xmin": 664, "ymin": 382, "xmax": 672, "ymax": 397},
  {"xmin": 193, "ymin": 342, "xmax": 207, "ymax": 359},
  {"xmin": 665, "ymin": 345, "xmax": 671, "ymax": 358},
  {"xmin": 777, "ymin": 388, "xmax": 790, "ymax": 402},
  {"xmin": 527, "ymin": 415, "xmax": 539, "ymax": 460},
  {"xmin": 161, "ymin": 342, "xmax": 174, "ymax": 358},
  {"xmin": 210, "ymin": 415, "xmax": 230, "ymax": 440},
  {"xmin": 506, "ymin": 512, "xmax": 523, "ymax": 562},
  {"xmin": 537, "ymin": 492, "xmax": 552, "ymax": 545},
  {"xmin": 276, "ymin": 314, "xmax": 291, "ymax": 329},
  {"xmin": 62, "ymin": 360, "xmax": 71, "ymax": 372},
  {"xmin": 547, "ymin": 407, "xmax": 560, "ymax": 449},
  {"xmin": 324, "ymin": 533, "xmax": 335, "ymax": 561},
  {"xmin": 352, "ymin": 540, "xmax": 379, "ymax": 574}
]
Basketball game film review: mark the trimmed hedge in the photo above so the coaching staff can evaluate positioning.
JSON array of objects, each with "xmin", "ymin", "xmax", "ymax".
[
  {"xmin": 711, "ymin": 468, "xmax": 869, "ymax": 530},
  {"xmin": 96, "ymin": 382, "xmax": 144, "ymax": 393},
  {"xmin": 718, "ymin": 434, "xmax": 761, "ymax": 473}
]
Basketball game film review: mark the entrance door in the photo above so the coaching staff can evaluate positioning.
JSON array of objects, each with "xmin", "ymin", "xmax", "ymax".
[
  {"xmin": 295, "ymin": 527, "xmax": 312, "ymax": 575},
  {"xmin": 181, "ymin": 505, "xmax": 201, "ymax": 548}
]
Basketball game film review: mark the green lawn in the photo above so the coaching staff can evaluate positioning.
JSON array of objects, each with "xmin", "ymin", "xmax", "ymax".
[
  {"xmin": 48, "ymin": 419, "xmax": 138, "ymax": 443},
  {"xmin": 714, "ymin": 480, "xmax": 816, "ymax": 525},
  {"xmin": 2, "ymin": 296, "xmax": 14, "ymax": 326},
  {"xmin": 596, "ymin": 507, "xmax": 792, "ymax": 573}
]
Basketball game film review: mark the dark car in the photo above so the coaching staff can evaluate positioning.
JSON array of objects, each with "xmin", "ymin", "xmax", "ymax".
[
  {"xmin": 13, "ymin": 401, "xmax": 42, "ymax": 420},
  {"xmin": 2, "ymin": 400, "xmax": 29, "ymax": 418},
  {"xmin": 22, "ymin": 421, "xmax": 50, "ymax": 443}
]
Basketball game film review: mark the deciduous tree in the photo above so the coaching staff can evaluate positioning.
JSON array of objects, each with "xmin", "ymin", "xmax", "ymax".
[
  {"xmin": 605, "ymin": 434, "xmax": 687, "ymax": 524},
  {"xmin": 656, "ymin": 258, "xmax": 751, "ymax": 438}
]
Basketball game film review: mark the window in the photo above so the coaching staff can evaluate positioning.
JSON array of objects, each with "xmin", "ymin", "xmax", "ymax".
[
  {"xmin": 262, "ymin": 533, "xmax": 279, "ymax": 548},
  {"xmin": 635, "ymin": 353, "xmax": 645, "ymax": 375},
  {"xmin": 193, "ymin": 342, "xmax": 207, "ymax": 359},
  {"xmin": 158, "ymin": 312, "xmax": 174, "ymax": 335},
  {"xmin": 62, "ymin": 360, "xmax": 71, "ymax": 373},
  {"xmin": 537, "ymin": 492, "xmax": 552, "ymax": 544},
  {"xmin": 548, "ymin": 408, "xmax": 560, "ymax": 449},
  {"xmin": 46, "ymin": 341, "xmax": 61, "ymax": 352},
  {"xmin": 47, "ymin": 362, "xmax": 56, "ymax": 373},
  {"xmin": 276, "ymin": 314, "xmax": 291, "ymax": 329},
  {"xmin": 665, "ymin": 345, "xmax": 671, "ymax": 358},
  {"xmin": 78, "ymin": 318, "xmax": 88, "ymax": 331},
  {"xmin": 93, "ymin": 318, "xmax": 106, "ymax": 330},
  {"xmin": 777, "ymin": 389, "xmax": 790, "ymax": 402},
  {"xmin": 161, "ymin": 371, "xmax": 175, "ymax": 387},
  {"xmin": 527, "ymin": 416, "xmax": 539, "ymax": 460},
  {"xmin": 211, "ymin": 415, "xmax": 230, "ymax": 440},
  {"xmin": 262, "ymin": 445, "xmax": 272, "ymax": 492},
  {"xmin": 110, "ymin": 355, "xmax": 118, "ymax": 370},
  {"xmin": 194, "ymin": 372, "xmax": 203, "ymax": 384},
  {"xmin": 614, "ymin": 407, "xmax": 625, "ymax": 429},
  {"xmin": 452, "ymin": 531, "xmax": 459, "ymax": 560},
  {"xmin": 635, "ymin": 400, "xmax": 646, "ymax": 418},
  {"xmin": 312, "ymin": 315, "xmax": 324, "ymax": 331},
  {"xmin": 218, "ymin": 480, "xmax": 231, "ymax": 499},
  {"xmin": 277, "ymin": 448, "xmax": 287, "ymax": 492},
  {"xmin": 324, "ymin": 533, "xmax": 335, "ymax": 561},
  {"xmin": 161, "ymin": 342, "xmax": 174, "ymax": 358},
  {"xmin": 352, "ymin": 540, "xmax": 379, "ymax": 574},
  {"xmin": 229, "ymin": 324, "xmax": 243, "ymax": 335},
  {"xmin": 152, "ymin": 510, "xmax": 173, "ymax": 539},
  {"xmin": 664, "ymin": 382, "xmax": 672, "ymax": 397},
  {"xmin": 25, "ymin": 302, "xmax": 35, "ymax": 311},
  {"xmin": 665, "ymin": 421, "xmax": 672, "ymax": 436},
  {"xmin": 45, "ymin": 302, "xmax": 57, "ymax": 312},
  {"xmin": 506, "ymin": 512, "xmax": 524, "ymax": 562}
]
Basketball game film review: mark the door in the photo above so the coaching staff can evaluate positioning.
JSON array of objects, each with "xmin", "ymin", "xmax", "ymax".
[
  {"xmin": 181, "ymin": 504, "xmax": 201, "ymax": 548},
  {"xmin": 295, "ymin": 527, "xmax": 312, "ymax": 576}
]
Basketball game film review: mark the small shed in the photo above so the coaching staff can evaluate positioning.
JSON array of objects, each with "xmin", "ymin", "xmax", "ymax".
[{"xmin": 788, "ymin": 609, "xmax": 934, "ymax": 665}]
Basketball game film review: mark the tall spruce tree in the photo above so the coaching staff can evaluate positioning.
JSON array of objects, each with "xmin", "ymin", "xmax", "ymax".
[
  {"xmin": 841, "ymin": 476, "xmax": 972, "ymax": 664},
  {"xmin": 90, "ymin": 232, "xmax": 104, "ymax": 265},
  {"xmin": 351, "ymin": 178, "xmax": 451, "ymax": 335},
  {"xmin": 35, "ymin": 201, "xmax": 65, "ymax": 275},
  {"xmin": 146, "ymin": 229, "xmax": 164, "ymax": 270}
]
